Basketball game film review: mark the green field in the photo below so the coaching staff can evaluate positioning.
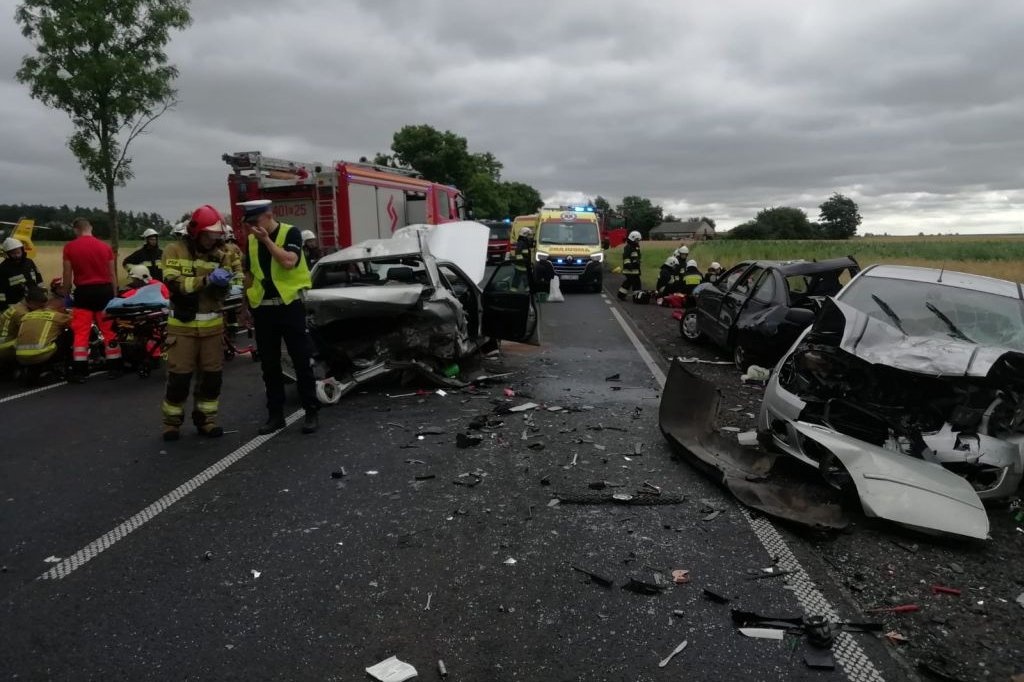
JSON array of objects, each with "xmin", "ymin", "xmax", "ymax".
[{"xmin": 612, "ymin": 236, "xmax": 1024, "ymax": 289}]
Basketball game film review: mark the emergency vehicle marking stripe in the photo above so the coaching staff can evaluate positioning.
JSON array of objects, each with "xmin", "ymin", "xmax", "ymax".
[
  {"xmin": 38, "ymin": 409, "xmax": 304, "ymax": 581},
  {"xmin": 607, "ymin": 303, "xmax": 886, "ymax": 682}
]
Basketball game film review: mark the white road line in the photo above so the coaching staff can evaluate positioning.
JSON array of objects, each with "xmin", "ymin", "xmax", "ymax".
[
  {"xmin": 0, "ymin": 381, "xmax": 67, "ymax": 404},
  {"xmin": 38, "ymin": 409, "xmax": 304, "ymax": 581},
  {"xmin": 607, "ymin": 306, "xmax": 885, "ymax": 682}
]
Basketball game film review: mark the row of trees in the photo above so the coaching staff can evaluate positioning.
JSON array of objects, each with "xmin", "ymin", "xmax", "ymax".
[
  {"xmin": 728, "ymin": 194, "xmax": 862, "ymax": 240},
  {"xmin": 0, "ymin": 203, "xmax": 169, "ymax": 240},
  {"xmin": 372, "ymin": 125, "xmax": 544, "ymax": 219}
]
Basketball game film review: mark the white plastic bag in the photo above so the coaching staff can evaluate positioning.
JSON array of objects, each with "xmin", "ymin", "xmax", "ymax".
[{"xmin": 547, "ymin": 276, "xmax": 564, "ymax": 302}]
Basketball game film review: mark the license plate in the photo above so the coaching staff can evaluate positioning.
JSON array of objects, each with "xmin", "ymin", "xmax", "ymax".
[{"xmin": 561, "ymin": 274, "xmax": 579, "ymax": 281}]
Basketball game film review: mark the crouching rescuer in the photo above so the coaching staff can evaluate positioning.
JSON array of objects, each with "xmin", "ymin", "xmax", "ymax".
[
  {"xmin": 160, "ymin": 205, "xmax": 240, "ymax": 441},
  {"xmin": 240, "ymin": 199, "xmax": 319, "ymax": 435}
]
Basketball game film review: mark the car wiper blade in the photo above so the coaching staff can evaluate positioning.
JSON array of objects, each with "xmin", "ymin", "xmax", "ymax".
[
  {"xmin": 871, "ymin": 294, "xmax": 906, "ymax": 334},
  {"xmin": 925, "ymin": 302, "xmax": 973, "ymax": 343}
]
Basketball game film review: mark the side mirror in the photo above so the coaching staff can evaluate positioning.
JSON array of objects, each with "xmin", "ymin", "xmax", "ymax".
[{"xmin": 785, "ymin": 307, "xmax": 816, "ymax": 326}]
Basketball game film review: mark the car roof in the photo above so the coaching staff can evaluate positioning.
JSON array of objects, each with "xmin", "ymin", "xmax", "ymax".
[
  {"xmin": 855, "ymin": 264, "xmax": 1023, "ymax": 299},
  {"xmin": 737, "ymin": 257, "xmax": 859, "ymax": 276}
]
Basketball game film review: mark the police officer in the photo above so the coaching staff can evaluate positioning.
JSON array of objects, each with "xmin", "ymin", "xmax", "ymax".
[
  {"xmin": 656, "ymin": 256, "xmax": 680, "ymax": 297},
  {"xmin": 160, "ymin": 205, "xmax": 239, "ymax": 441},
  {"xmin": 617, "ymin": 230, "xmax": 642, "ymax": 300},
  {"xmin": 240, "ymin": 199, "xmax": 319, "ymax": 436},
  {"xmin": 0, "ymin": 237, "xmax": 43, "ymax": 312},
  {"xmin": 122, "ymin": 228, "xmax": 164, "ymax": 281},
  {"xmin": 512, "ymin": 227, "xmax": 535, "ymax": 290}
]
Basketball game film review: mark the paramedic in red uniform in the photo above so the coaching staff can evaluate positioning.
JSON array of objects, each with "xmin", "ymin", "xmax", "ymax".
[{"xmin": 61, "ymin": 217, "xmax": 122, "ymax": 381}]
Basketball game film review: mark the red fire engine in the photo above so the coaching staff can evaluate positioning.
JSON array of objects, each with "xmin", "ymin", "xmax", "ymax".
[{"xmin": 223, "ymin": 151, "xmax": 468, "ymax": 251}]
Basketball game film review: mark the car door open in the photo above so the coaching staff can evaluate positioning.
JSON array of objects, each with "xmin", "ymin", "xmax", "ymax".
[{"xmin": 481, "ymin": 261, "xmax": 540, "ymax": 345}]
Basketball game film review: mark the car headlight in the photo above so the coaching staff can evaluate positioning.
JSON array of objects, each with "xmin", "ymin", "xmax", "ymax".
[
  {"xmin": 589, "ymin": 252, "xmax": 604, "ymax": 263},
  {"xmin": 536, "ymin": 251, "xmax": 549, "ymax": 262}
]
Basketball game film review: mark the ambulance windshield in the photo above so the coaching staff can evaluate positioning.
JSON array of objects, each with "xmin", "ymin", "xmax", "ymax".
[{"xmin": 538, "ymin": 221, "xmax": 600, "ymax": 245}]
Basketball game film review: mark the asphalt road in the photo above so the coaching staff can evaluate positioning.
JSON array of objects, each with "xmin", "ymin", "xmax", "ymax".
[{"xmin": 1, "ymin": 291, "xmax": 904, "ymax": 681}]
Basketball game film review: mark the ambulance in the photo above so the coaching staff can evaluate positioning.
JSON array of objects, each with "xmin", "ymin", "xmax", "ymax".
[{"xmin": 511, "ymin": 206, "xmax": 605, "ymax": 292}]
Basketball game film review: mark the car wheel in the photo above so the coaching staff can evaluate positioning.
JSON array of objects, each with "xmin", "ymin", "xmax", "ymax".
[
  {"xmin": 591, "ymin": 276, "xmax": 603, "ymax": 293},
  {"xmin": 680, "ymin": 310, "xmax": 703, "ymax": 342},
  {"xmin": 733, "ymin": 343, "xmax": 751, "ymax": 371}
]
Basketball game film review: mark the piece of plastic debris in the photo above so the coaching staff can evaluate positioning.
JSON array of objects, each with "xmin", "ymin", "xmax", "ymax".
[
  {"xmin": 365, "ymin": 470, "xmax": 379, "ymax": 476},
  {"xmin": 251, "ymin": 569, "xmax": 261, "ymax": 579},
  {"xmin": 414, "ymin": 474, "xmax": 436, "ymax": 481},
  {"xmin": 672, "ymin": 609, "xmax": 686, "ymax": 617},
  {"xmin": 658, "ymin": 640, "xmax": 688, "ymax": 668},
  {"xmin": 633, "ymin": 442, "xmax": 645, "ymax": 455},
  {"xmin": 949, "ymin": 562, "xmax": 964, "ymax": 574},
  {"xmin": 703, "ymin": 588, "xmax": 731, "ymax": 604},
  {"xmin": 741, "ymin": 365, "xmax": 771, "ymax": 383},
  {"xmin": 330, "ymin": 468, "xmax": 347, "ymax": 479},
  {"xmin": 676, "ymin": 357, "xmax": 732, "ymax": 365},
  {"xmin": 612, "ymin": 493, "xmax": 634, "ymax": 502},
  {"xmin": 671, "ymin": 569, "xmax": 691, "ymax": 584},
  {"xmin": 528, "ymin": 442, "xmax": 546, "ymax": 451},
  {"xmin": 703, "ymin": 510, "xmax": 722, "ymax": 522},
  {"xmin": 571, "ymin": 564, "xmax": 614, "ymax": 588},
  {"xmin": 931, "ymin": 584, "xmax": 961, "ymax": 596},
  {"xmin": 884, "ymin": 631, "xmax": 908, "ymax": 645},
  {"xmin": 503, "ymin": 557, "xmax": 517, "ymax": 565},
  {"xmin": 437, "ymin": 660, "xmax": 447, "ymax": 678},
  {"xmin": 203, "ymin": 551, "xmax": 213, "ymax": 561},
  {"xmin": 456, "ymin": 433, "xmax": 483, "ymax": 449},
  {"xmin": 509, "ymin": 402, "xmax": 539, "ymax": 412},
  {"xmin": 43, "ymin": 556, "xmax": 61, "ymax": 563},
  {"xmin": 365, "ymin": 656, "xmax": 418, "ymax": 682},
  {"xmin": 737, "ymin": 431, "xmax": 759, "ymax": 447},
  {"xmin": 804, "ymin": 647, "xmax": 835, "ymax": 670},
  {"xmin": 424, "ymin": 592, "xmax": 432, "ymax": 610},
  {"xmin": 435, "ymin": 389, "xmax": 448, "ymax": 397},
  {"xmin": 865, "ymin": 604, "xmax": 919, "ymax": 614},
  {"xmin": 739, "ymin": 627, "xmax": 785, "ymax": 640},
  {"xmin": 503, "ymin": 388, "xmax": 515, "ymax": 398},
  {"xmin": 442, "ymin": 363, "xmax": 460, "ymax": 378},
  {"xmin": 721, "ymin": 426, "xmax": 741, "ymax": 433},
  {"xmin": 547, "ymin": 498, "xmax": 561, "ymax": 507},
  {"xmin": 417, "ymin": 426, "xmax": 445, "ymax": 436},
  {"xmin": 623, "ymin": 576, "xmax": 666, "ymax": 595},
  {"xmin": 605, "ymin": 373, "xmax": 621, "ymax": 382}
]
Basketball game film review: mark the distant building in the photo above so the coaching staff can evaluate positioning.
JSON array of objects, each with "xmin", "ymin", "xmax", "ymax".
[{"xmin": 648, "ymin": 219, "xmax": 716, "ymax": 241}]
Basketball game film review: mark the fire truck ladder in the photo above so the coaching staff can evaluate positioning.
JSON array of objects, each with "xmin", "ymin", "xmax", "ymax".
[
  {"xmin": 222, "ymin": 151, "xmax": 322, "ymax": 185},
  {"xmin": 314, "ymin": 172, "xmax": 339, "ymax": 251}
]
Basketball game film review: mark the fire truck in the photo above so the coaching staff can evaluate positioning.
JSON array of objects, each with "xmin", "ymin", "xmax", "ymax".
[{"xmin": 223, "ymin": 151, "xmax": 468, "ymax": 251}]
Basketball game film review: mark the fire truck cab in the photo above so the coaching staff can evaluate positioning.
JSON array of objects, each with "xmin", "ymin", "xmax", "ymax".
[{"xmin": 223, "ymin": 151, "xmax": 468, "ymax": 252}]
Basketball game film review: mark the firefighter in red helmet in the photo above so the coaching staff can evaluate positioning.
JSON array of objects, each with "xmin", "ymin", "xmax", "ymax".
[{"xmin": 159, "ymin": 204, "xmax": 240, "ymax": 441}]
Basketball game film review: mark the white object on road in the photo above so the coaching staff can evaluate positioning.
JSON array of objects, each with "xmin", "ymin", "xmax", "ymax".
[
  {"xmin": 503, "ymin": 557, "xmax": 517, "ymax": 565},
  {"xmin": 509, "ymin": 402, "xmax": 539, "ymax": 412},
  {"xmin": 251, "ymin": 569, "xmax": 261, "ymax": 579},
  {"xmin": 738, "ymin": 431, "xmax": 759, "ymax": 446},
  {"xmin": 658, "ymin": 639, "xmax": 688, "ymax": 667},
  {"xmin": 741, "ymin": 365, "xmax": 771, "ymax": 383},
  {"xmin": 739, "ymin": 627, "xmax": 785, "ymax": 640},
  {"xmin": 547, "ymin": 276, "xmax": 564, "ymax": 302},
  {"xmin": 366, "ymin": 655, "xmax": 419, "ymax": 682},
  {"xmin": 43, "ymin": 556, "xmax": 62, "ymax": 563}
]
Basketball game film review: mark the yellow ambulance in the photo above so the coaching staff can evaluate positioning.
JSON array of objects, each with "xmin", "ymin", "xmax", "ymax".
[{"xmin": 510, "ymin": 206, "xmax": 604, "ymax": 293}]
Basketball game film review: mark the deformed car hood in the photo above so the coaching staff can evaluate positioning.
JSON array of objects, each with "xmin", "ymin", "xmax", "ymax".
[
  {"xmin": 304, "ymin": 284, "xmax": 426, "ymax": 326},
  {"xmin": 821, "ymin": 299, "xmax": 1024, "ymax": 377}
]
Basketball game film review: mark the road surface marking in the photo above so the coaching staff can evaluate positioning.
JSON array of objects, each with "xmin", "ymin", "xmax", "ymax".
[
  {"xmin": 0, "ymin": 381, "xmax": 67, "ymax": 404},
  {"xmin": 38, "ymin": 409, "xmax": 304, "ymax": 581},
  {"xmin": 607, "ymin": 304, "xmax": 886, "ymax": 682}
]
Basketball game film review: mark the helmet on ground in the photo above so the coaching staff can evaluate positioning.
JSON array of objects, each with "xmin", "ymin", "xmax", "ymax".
[
  {"xmin": 301, "ymin": 230, "xmax": 316, "ymax": 242},
  {"xmin": 141, "ymin": 228, "xmax": 159, "ymax": 239},
  {"xmin": 128, "ymin": 264, "xmax": 151, "ymax": 282},
  {"xmin": 687, "ymin": 259, "xmax": 698, "ymax": 269},
  {"xmin": 3, "ymin": 237, "xmax": 24, "ymax": 253},
  {"xmin": 187, "ymin": 204, "xmax": 225, "ymax": 239},
  {"xmin": 664, "ymin": 256, "xmax": 679, "ymax": 268},
  {"xmin": 628, "ymin": 230, "xmax": 641, "ymax": 242},
  {"xmin": 675, "ymin": 245, "xmax": 689, "ymax": 257},
  {"xmin": 521, "ymin": 227, "xmax": 533, "ymax": 238},
  {"xmin": 709, "ymin": 261, "xmax": 722, "ymax": 271}
]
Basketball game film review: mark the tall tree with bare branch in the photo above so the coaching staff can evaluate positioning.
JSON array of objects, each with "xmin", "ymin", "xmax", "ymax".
[{"xmin": 15, "ymin": 0, "xmax": 191, "ymax": 253}]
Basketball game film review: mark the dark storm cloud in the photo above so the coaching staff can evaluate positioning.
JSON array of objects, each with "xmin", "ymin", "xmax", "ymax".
[{"xmin": 1, "ymin": 0, "xmax": 1024, "ymax": 232}]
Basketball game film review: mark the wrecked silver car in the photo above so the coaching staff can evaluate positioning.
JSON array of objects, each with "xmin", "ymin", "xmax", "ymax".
[
  {"xmin": 759, "ymin": 265, "xmax": 1024, "ymax": 539},
  {"xmin": 304, "ymin": 222, "xmax": 539, "ymax": 400}
]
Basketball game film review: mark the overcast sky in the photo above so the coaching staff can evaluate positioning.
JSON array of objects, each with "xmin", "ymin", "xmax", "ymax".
[{"xmin": 2, "ymin": 0, "xmax": 1024, "ymax": 234}]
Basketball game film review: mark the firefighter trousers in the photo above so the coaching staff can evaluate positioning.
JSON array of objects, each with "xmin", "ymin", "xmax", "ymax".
[
  {"xmin": 162, "ymin": 332, "xmax": 223, "ymax": 429},
  {"xmin": 618, "ymin": 273, "xmax": 642, "ymax": 299},
  {"xmin": 253, "ymin": 301, "xmax": 318, "ymax": 416}
]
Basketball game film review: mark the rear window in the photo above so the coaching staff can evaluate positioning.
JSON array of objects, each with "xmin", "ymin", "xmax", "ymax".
[{"xmin": 488, "ymin": 224, "xmax": 511, "ymax": 240}]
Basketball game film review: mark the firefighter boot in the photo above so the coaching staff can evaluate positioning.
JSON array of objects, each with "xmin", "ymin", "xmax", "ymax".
[
  {"xmin": 162, "ymin": 371, "xmax": 192, "ymax": 441},
  {"xmin": 193, "ymin": 410, "xmax": 224, "ymax": 438},
  {"xmin": 259, "ymin": 412, "xmax": 286, "ymax": 435},
  {"xmin": 162, "ymin": 425, "xmax": 181, "ymax": 442},
  {"xmin": 193, "ymin": 370, "xmax": 223, "ymax": 437}
]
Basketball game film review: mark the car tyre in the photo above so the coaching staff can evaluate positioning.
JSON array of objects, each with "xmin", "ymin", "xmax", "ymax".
[
  {"xmin": 591, "ymin": 276, "xmax": 603, "ymax": 293},
  {"xmin": 680, "ymin": 310, "xmax": 704, "ymax": 342}
]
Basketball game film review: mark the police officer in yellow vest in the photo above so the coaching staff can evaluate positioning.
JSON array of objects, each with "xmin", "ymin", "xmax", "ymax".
[
  {"xmin": 160, "ymin": 205, "xmax": 239, "ymax": 441},
  {"xmin": 239, "ymin": 199, "xmax": 319, "ymax": 435}
]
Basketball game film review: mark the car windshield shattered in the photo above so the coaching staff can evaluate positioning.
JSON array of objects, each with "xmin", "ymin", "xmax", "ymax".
[
  {"xmin": 538, "ymin": 222, "xmax": 600, "ymax": 245},
  {"xmin": 840, "ymin": 276, "xmax": 1024, "ymax": 350}
]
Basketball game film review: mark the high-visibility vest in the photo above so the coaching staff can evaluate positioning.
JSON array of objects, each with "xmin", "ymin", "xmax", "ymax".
[
  {"xmin": 16, "ymin": 309, "xmax": 69, "ymax": 363},
  {"xmin": 682, "ymin": 272, "xmax": 703, "ymax": 286},
  {"xmin": 247, "ymin": 223, "xmax": 311, "ymax": 307}
]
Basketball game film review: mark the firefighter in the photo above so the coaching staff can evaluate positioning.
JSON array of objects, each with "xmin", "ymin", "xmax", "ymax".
[
  {"xmin": 122, "ymin": 264, "xmax": 170, "ymax": 300},
  {"xmin": 16, "ymin": 289, "xmax": 71, "ymax": 384},
  {"xmin": 512, "ymin": 227, "xmax": 534, "ymax": 291},
  {"xmin": 122, "ymin": 228, "xmax": 164, "ymax": 281},
  {"xmin": 0, "ymin": 237, "xmax": 44, "ymax": 312},
  {"xmin": 61, "ymin": 218, "xmax": 121, "ymax": 382},
  {"xmin": 240, "ymin": 199, "xmax": 319, "ymax": 436},
  {"xmin": 674, "ymin": 245, "xmax": 690, "ymax": 262},
  {"xmin": 705, "ymin": 261, "xmax": 723, "ymax": 282},
  {"xmin": 656, "ymin": 256, "xmax": 680, "ymax": 297},
  {"xmin": 0, "ymin": 288, "xmax": 39, "ymax": 375},
  {"xmin": 617, "ymin": 231, "xmax": 642, "ymax": 300},
  {"xmin": 301, "ymin": 230, "xmax": 323, "ymax": 268},
  {"xmin": 681, "ymin": 259, "xmax": 704, "ymax": 292},
  {"xmin": 160, "ymin": 205, "xmax": 239, "ymax": 441}
]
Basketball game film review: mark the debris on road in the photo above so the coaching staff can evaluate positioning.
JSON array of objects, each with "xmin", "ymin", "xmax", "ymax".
[
  {"xmin": 417, "ymin": 426, "xmax": 445, "ymax": 436},
  {"xmin": 455, "ymin": 433, "xmax": 483, "ymax": 448},
  {"xmin": 365, "ymin": 656, "xmax": 418, "ymax": 682},
  {"xmin": 330, "ymin": 468, "xmax": 347, "ymax": 479},
  {"xmin": 671, "ymin": 569, "xmax": 690, "ymax": 584},
  {"xmin": 251, "ymin": 569, "xmax": 261, "ymax": 579},
  {"xmin": 414, "ymin": 474, "xmax": 436, "ymax": 481},
  {"xmin": 657, "ymin": 640, "xmax": 688, "ymax": 668},
  {"xmin": 424, "ymin": 592, "xmax": 432, "ymax": 611},
  {"xmin": 703, "ymin": 588, "xmax": 731, "ymax": 604},
  {"xmin": 503, "ymin": 557, "xmax": 517, "ymax": 565},
  {"xmin": 930, "ymin": 584, "xmax": 961, "ymax": 596},
  {"xmin": 676, "ymin": 357, "xmax": 733, "ymax": 366},
  {"xmin": 865, "ymin": 604, "xmax": 919, "ymax": 614},
  {"xmin": 605, "ymin": 373, "xmax": 621, "ymax": 382},
  {"xmin": 737, "ymin": 431, "xmax": 758, "ymax": 447},
  {"xmin": 738, "ymin": 628, "xmax": 784, "ymax": 640},
  {"xmin": 509, "ymin": 402, "xmax": 539, "ymax": 413},
  {"xmin": 365, "ymin": 470, "xmax": 379, "ymax": 476},
  {"xmin": 884, "ymin": 631, "xmax": 908, "ymax": 645},
  {"xmin": 622, "ymin": 574, "xmax": 667, "ymax": 595},
  {"xmin": 437, "ymin": 660, "xmax": 448, "ymax": 678},
  {"xmin": 43, "ymin": 556, "xmax": 61, "ymax": 563},
  {"xmin": 740, "ymin": 365, "xmax": 771, "ymax": 383},
  {"xmin": 571, "ymin": 564, "xmax": 614, "ymax": 588}
]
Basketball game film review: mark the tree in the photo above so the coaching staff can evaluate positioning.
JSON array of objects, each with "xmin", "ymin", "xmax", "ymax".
[
  {"xmin": 593, "ymin": 196, "xmax": 612, "ymax": 214},
  {"xmin": 663, "ymin": 214, "xmax": 681, "ymax": 223},
  {"xmin": 15, "ymin": 0, "xmax": 190, "ymax": 255},
  {"xmin": 700, "ymin": 216, "xmax": 717, "ymax": 229},
  {"xmin": 755, "ymin": 206, "xmax": 818, "ymax": 239},
  {"xmin": 504, "ymin": 181, "xmax": 543, "ymax": 218},
  {"xmin": 818, "ymin": 193, "xmax": 862, "ymax": 239},
  {"xmin": 617, "ymin": 196, "xmax": 663, "ymax": 237}
]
